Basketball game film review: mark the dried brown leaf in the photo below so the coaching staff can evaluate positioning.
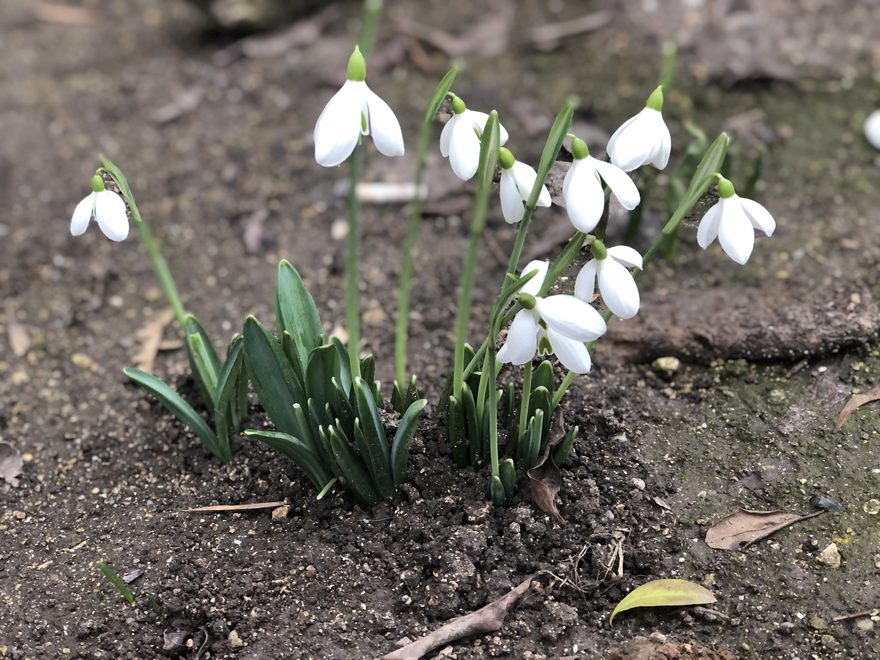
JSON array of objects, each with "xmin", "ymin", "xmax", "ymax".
[
  {"xmin": 132, "ymin": 308, "xmax": 176, "ymax": 373},
  {"xmin": 7, "ymin": 318, "xmax": 30, "ymax": 357},
  {"xmin": 705, "ymin": 508, "xmax": 823, "ymax": 551},
  {"xmin": 34, "ymin": 3, "xmax": 98, "ymax": 25},
  {"xmin": 836, "ymin": 384, "xmax": 880, "ymax": 430},
  {"xmin": 183, "ymin": 501, "xmax": 286, "ymax": 513},
  {"xmin": 0, "ymin": 441, "xmax": 23, "ymax": 487},
  {"xmin": 528, "ymin": 451, "xmax": 566, "ymax": 525}
]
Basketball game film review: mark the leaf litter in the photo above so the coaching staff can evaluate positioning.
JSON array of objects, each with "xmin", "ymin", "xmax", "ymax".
[
  {"xmin": 705, "ymin": 508, "xmax": 824, "ymax": 551},
  {"xmin": 610, "ymin": 579, "xmax": 716, "ymax": 623}
]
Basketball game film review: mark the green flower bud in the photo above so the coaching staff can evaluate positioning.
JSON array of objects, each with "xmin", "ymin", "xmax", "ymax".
[
  {"xmin": 591, "ymin": 239, "xmax": 608, "ymax": 260},
  {"xmin": 517, "ymin": 292, "xmax": 537, "ymax": 310},
  {"xmin": 646, "ymin": 85, "xmax": 664, "ymax": 111},
  {"xmin": 450, "ymin": 94, "xmax": 466, "ymax": 115},
  {"xmin": 570, "ymin": 137, "xmax": 589, "ymax": 160},
  {"xmin": 347, "ymin": 46, "xmax": 366, "ymax": 81},
  {"xmin": 498, "ymin": 147, "xmax": 515, "ymax": 170},
  {"xmin": 91, "ymin": 174, "xmax": 105, "ymax": 193},
  {"xmin": 717, "ymin": 175, "xmax": 735, "ymax": 199}
]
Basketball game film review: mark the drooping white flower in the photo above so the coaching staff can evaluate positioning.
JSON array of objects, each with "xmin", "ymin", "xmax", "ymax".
[
  {"xmin": 69, "ymin": 174, "xmax": 129, "ymax": 242},
  {"xmin": 574, "ymin": 241, "xmax": 642, "ymax": 320},
  {"xmin": 440, "ymin": 95, "xmax": 509, "ymax": 181},
  {"xmin": 865, "ymin": 110, "xmax": 880, "ymax": 150},
  {"xmin": 563, "ymin": 137, "xmax": 640, "ymax": 233},
  {"xmin": 696, "ymin": 176, "xmax": 776, "ymax": 265},
  {"xmin": 498, "ymin": 148, "xmax": 551, "ymax": 224},
  {"xmin": 606, "ymin": 86, "xmax": 671, "ymax": 172},
  {"xmin": 497, "ymin": 260, "xmax": 606, "ymax": 374},
  {"xmin": 314, "ymin": 46, "xmax": 404, "ymax": 167}
]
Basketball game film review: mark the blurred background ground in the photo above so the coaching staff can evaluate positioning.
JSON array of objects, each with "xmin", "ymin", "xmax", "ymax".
[{"xmin": 1, "ymin": 1, "xmax": 879, "ymax": 658}]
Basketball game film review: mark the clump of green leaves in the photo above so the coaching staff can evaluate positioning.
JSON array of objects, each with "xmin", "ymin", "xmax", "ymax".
[{"xmin": 243, "ymin": 261, "xmax": 426, "ymax": 507}]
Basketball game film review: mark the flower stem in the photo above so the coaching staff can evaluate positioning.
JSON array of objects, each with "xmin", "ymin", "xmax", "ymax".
[
  {"xmin": 518, "ymin": 362, "xmax": 532, "ymax": 439},
  {"xmin": 551, "ymin": 369, "xmax": 576, "ymax": 409},
  {"xmin": 345, "ymin": 143, "xmax": 365, "ymax": 379},
  {"xmin": 358, "ymin": 0, "xmax": 384, "ymax": 56}
]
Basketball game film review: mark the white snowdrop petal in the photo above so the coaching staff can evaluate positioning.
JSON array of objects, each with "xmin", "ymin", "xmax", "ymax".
[
  {"xmin": 865, "ymin": 110, "xmax": 880, "ymax": 150},
  {"xmin": 314, "ymin": 81, "xmax": 364, "ymax": 167},
  {"xmin": 439, "ymin": 115, "xmax": 456, "ymax": 157},
  {"xmin": 563, "ymin": 160, "xmax": 604, "ymax": 233},
  {"xmin": 70, "ymin": 194, "xmax": 94, "ymax": 237},
  {"xmin": 520, "ymin": 260, "xmax": 548, "ymax": 297},
  {"xmin": 536, "ymin": 294, "xmax": 607, "ymax": 342},
  {"xmin": 366, "ymin": 88, "xmax": 405, "ymax": 157},
  {"xmin": 597, "ymin": 259, "xmax": 640, "ymax": 319},
  {"xmin": 606, "ymin": 114, "xmax": 637, "ymax": 160},
  {"xmin": 497, "ymin": 310, "xmax": 539, "ymax": 365},
  {"xmin": 652, "ymin": 113, "xmax": 672, "ymax": 170},
  {"xmin": 696, "ymin": 201, "xmax": 723, "ymax": 248},
  {"xmin": 547, "ymin": 329, "xmax": 592, "ymax": 374},
  {"xmin": 739, "ymin": 197, "xmax": 776, "ymax": 237},
  {"xmin": 465, "ymin": 110, "xmax": 509, "ymax": 146},
  {"xmin": 511, "ymin": 161, "xmax": 543, "ymax": 206},
  {"xmin": 606, "ymin": 245, "xmax": 643, "ymax": 269},
  {"xmin": 94, "ymin": 190, "xmax": 129, "ymax": 241},
  {"xmin": 607, "ymin": 108, "xmax": 653, "ymax": 172},
  {"xmin": 574, "ymin": 259, "xmax": 597, "ymax": 302},
  {"xmin": 500, "ymin": 170, "xmax": 525, "ymax": 223},
  {"xmin": 592, "ymin": 158, "xmax": 640, "ymax": 210},
  {"xmin": 448, "ymin": 117, "xmax": 481, "ymax": 181},
  {"xmin": 718, "ymin": 199, "xmax": 755, "ymax": 265}
]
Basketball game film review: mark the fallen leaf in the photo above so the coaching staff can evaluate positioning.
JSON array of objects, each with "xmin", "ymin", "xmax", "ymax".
[
  {"xmin": 239, "ymin": 4, "xmax": 339, "ymax": 59},
  {"xmin": 836, "ymin": 384, "xmax": 880, "ymax": 430},
  {"xmin": 705, "ymin": 508, "xmax": 824, "ymax": 551},
  {"xmin": 34, "ymin": 2, "xmax": 98, "ymax": 25},
  {"xmin": 527, "ymin": 413, "xmax": 568, "ymax": 525},
  {"xmin": 7, "ymin": 318, "xmax": 30, "ymax": 357},
  {"xmin": 0, "ymin": 442, "xmax": 23, "ymax": 487},
  {"xmin": 122, "ymin": 568, "xmax": 143, "ymax": 584},
  {"xmin": 610, "ymin": 579, "xmax": 716, "ymax": 623},
  {"xmin": 183, "ymin": 501, "xmax": 286, "ymax": 513},
  {"xmin": 528, "ymin": 11, "xmax": 611, "ymax": 51},
  {"xmin": 132, "ymin": 308, "xmax": 176, "ymax": 373},
  {"xmin": 394, "ymin": 5, "xmax": 513, "ymax": 58}
]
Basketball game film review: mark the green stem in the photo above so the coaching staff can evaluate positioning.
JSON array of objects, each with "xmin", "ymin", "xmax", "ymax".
[
  {"xmin": 346, "ymin": 144, "xmax": 365, "ymax": 379},
  {"xmin": 358, "ymin": 0, "xmax": 383, "ymax": 56},
  {"xmin": 551, "ymin": 370, "xmax": 576, "ymax": 409},
  {"xmin": 518, "ymin": 362, "xmax": 532, "ymax": 439}
]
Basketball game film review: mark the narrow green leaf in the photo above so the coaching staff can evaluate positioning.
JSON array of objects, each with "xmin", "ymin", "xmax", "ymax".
[
  {"xmin": 610, "ymin": 579, "xmax": 716, "ymax": 623},
  {"xmin": 391, "ymin": 398, "xmax": 427, "ymax": 487},
  {"xmin": 124, "ymin": 367, "xmax": 220, "ymax": 459},
  {"xmin": 316, "ymin": 477, "xmax": 338, "ymax": 500},
  {"xmin": 681, "ymin": 132, "xmax": 729, "ymax": 212},
  {"xmin": 184, "ymin": 315, "xmax": 221, "ymax": 408},
  {"xmin": 462, "ymin": 384, "xmax": 481, "ymax": 466},
  {"xmin": 281, "ymin": 331, "xmax": 307, "ymax": 393},
  {"xmin": 527, "ymin": 100, "xmax": 575, "ymax": 209},
  {"xmin": 244, "ymin": 429, "xmax": 330, "ymax": 490},
  {"xmin": 527, "ymin": 410, "xmax": 544, "ymax": 469},
  {"xmin": 499, "ymin": 458, "xmax": 516, "ymax": 498},
  {"xmin": 305, "ymin": 343, "xmax": 338, "ymax": 411},
  {"xmin": 489, "ymin": 475, "xmax": 506, "ymax": 506},
  {"xmin": 330, "ymin": 377, "xmax": 356, "ymax": 431},
  {"xmin": 424, "ymin": 66, "xmax": 458, "ymax": 125},
  {"xmin": 292, "ymin": 403, "xmax": 323, "ymax": 461},
  {"xmin": 529, "ymin": 386, "xmax": 553, "ymax": 440},
  {"xmin": 360, "ymin": 354, "xmax": 375, "ymax": 388},
  {"xmin": 213, "ymin": 335, "xmax": 244, "ymax": 461},
  {"xmin": 531, "ymin": 361, "xmax": 555, "ymax": 402},
  {"xmin": 242, "ymin": 316, "xmax": 304, "ymax": 437},
  {"xmin": 446, "ymin": 396, "xmax": 468, "ymax": 466},
  {"xmin": 316, "ymin": 425, "xmax": 343, "ymax": 479},
  {"xmin": 552, "ymin": 425, "xmax": 578, "ymax": 466},
  {"xmin": 354, "ymin": 419, "xmax": 395, "ymax": 500},
  {"xmin": 276, "ymin": 260, "xmax": 323, "ymax": 371},
  {"xmin": 330, "ymin": 336, "xmax": 352, "ymax": 396},
  {"xmin": 96, "ymin": 561, "xmax": 135, "ymax": 605},
  {"xmin": 354, "ymin": 377, "xmax": 390, "ymax": 465},
  {"xmin": 328, "ymin": 426, "xmax": 380, "ymax": 507}
]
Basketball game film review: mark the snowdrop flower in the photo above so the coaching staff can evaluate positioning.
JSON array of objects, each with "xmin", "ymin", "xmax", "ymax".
[
  {"xmin": 69, "ymin": 174, "xmax": 129, "ymax": 242},
  {"xmin": 497, "ymin": 260, "xmax": 606, "ymax": 374},
  {"xmin": 440, "ymin": 95, "xmax": 509, "ymax": 181},
  {"xmin": 498, "ymin": 148, "xmax": 551, "ymax": 224},
  {"xmin": 574, "ymin": 240, "xmax": 642, "ymax": 319},
  {"xmin": 563, "ymin": 137, "xmax": 640, "ymax": 233},
  {"xmin": 313, "ymin": 46, "xmax": 404, "ymax": 167},
  {"xmin": 865, "ymin": 110, "xmax": 880, "ymax": 150},
  {"xmin": 696, "ymin": 176, "xmax": 776, "ymax": 265},
  {"xmin": 606, "ymin": 86, "xmax": 671, "ymax": 172}
]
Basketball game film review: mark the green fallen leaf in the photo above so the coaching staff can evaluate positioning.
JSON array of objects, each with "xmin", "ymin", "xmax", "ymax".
[{"xmin": 610, "ymin": 578, "xmax": 716, "ymax": 623}]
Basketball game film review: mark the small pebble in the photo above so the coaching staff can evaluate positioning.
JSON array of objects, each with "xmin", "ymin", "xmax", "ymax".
[
  {"xmin": 863, "ymin": 499, "xmax": 880, "ymax": 515},
  {"xmin": 856, "ymin": 618, "xmax": 874, "ymax": 632},
  {"xmin": 651, "ymin": 356, "xmax": 680, "ymax": 373},
  {"xmin": 227, "ymin": 630, "xmax": 244, "ymax": 648},
  {"xmin": 631, "ymin": 478, "xmax": 645, "ymax": 490},
  {"xmin": 816, "ymin": 542, "xmax": 841, "ymax": 569}
]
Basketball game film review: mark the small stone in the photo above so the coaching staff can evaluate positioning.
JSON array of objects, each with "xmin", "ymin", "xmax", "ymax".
[
  {"xmin": 71, "ymin": 353, "xmax": 99, "ymax": 372},
  {"xmin": 856, "ymin": 618, "xmax": 874, "ymax": 632},
  {"xmin": 11, "ymin": 370, "xmax": 28, "ymax": 385},
  {"xmin": 330, "ymin": 218, "xmax": 348, "ymax": 241},
  {"xmin": 651, "ymin": 356, "xmax": 680, "ymax": 373},
  {"xmin": 631, "ymin": 478, "xmax": 646, "ymax": 490},
  {"xmin": 13, "ymin": 510, "xmax": 26, "ymax": 520},
  {"xmin": 271, "ymin": 505, "xmax": 289, "ymax": 521},
  {"xmin": 768, "ymin": 388, "xmax": 786, "ymax": 403},
  {"xmin": 227, "ymin": 630, "xmax": 244, "ymax": 648},
  {"xmin": 816, "ymin": 542, "xmax": 841, "ymax": 569},
  {"xmin": 809, "ymin": 615, "xmax": 828, "ymax": 630},
  {"xmin": 820, "ymin": 634, "xmax": 839, "ymax": 649},
  {"xmin": 863, "ymin": 499, "xmax": 880, "ymax": 515}
]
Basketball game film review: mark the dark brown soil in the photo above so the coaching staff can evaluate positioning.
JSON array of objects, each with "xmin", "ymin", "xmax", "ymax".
[{"xmin": 2, "ymin": 1, "xmax": 880, "ymax": 659}]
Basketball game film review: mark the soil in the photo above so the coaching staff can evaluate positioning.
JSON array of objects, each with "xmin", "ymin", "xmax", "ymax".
[{"xmin": 2, "ymin": 1, "xmax": 880, "ymax": 659}]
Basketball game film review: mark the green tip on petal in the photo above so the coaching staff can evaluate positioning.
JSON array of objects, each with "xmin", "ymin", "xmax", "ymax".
[
  {"xmin": 347, "ymin": 45, "xmax": 366, "ymax": 81},
  {"xmin": 450, "ymin": 94, "xmax": 466, "ymax": 115},
  {"xmin": 646, "ymin": 85, "xmax": 664, "ymax": 111},
  {"xmin": 91, "ymin": 174, "xmax": 105, "ymax": 193},
  {"xmin": 498, "ymin": 147, "xmax": 515, "ymax": 170},
  {"xmin": 538, "ymin": 335, "xmax": 553, "ymax": 355},
  {"xmin": 516, "ymin": 293, "xmax": 537, "ymax": 310},
  {"xmin": 591, "ymin": 239, "xmax": 608, "ymax": 260},
  {"xmin": 717, "ymin": 175, "xmax": 735, "ymax": 199},
  {"xmin": 571, "ymin": 137, "xmax": 589, "ymax": 160}
]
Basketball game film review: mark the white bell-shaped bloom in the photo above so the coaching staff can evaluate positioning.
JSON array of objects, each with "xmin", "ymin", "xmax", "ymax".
[
  {"xmin": 313, "ymin": 47, "xmax": 404, "ymax": 167},
  {"xmin": 70, "ymin": 175, "xmax": 129, "ymax": 242},
  {"xmin": 440, "ymin": 97, "xmax": 509, "ymax": 181},
  {"xmin": 563, "ymin": 137, "xmax": 640, "ymax": 233},
  {"xmin": 697, "ymin": 177, "xmax": 776, "ymax": 265},
  {"xmin": 498, "ymin": 148, "xmax": 551, "ymax": 224},
  {"xmin": 606, "ymin": 86, "xmax": 671, "ymax": 172},
  {"xmin": 497, "ymin": 260, "xmax": 606, "ymax": 374},
  {"xmin": 575, "ymin": 242, "xmax": 642, "ymax": 320},
  {"xmin": 865, "ymin": 110, "xmax": 880, "ymax": 150}
]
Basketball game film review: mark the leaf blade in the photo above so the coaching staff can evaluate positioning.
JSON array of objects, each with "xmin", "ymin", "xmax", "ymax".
[{"xmin": 610, "ymin": 579, "xmax": 716, "ymax": 623}]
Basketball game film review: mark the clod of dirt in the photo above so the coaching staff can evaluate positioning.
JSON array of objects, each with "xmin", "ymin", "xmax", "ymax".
[
  {"xmin": 605, "ymin": 633, "xmax": 735, "ymax": 660},
  {"xmin": 817, "ymin": 543, "xmax": 842, "ymax": 569},
  {"xmin": 0, "ymin": 441, "xmax": 23, "ymax": 487},
  {"xmin": 609, "ymin": 285, "xmax": 880, "ymax": 363}
]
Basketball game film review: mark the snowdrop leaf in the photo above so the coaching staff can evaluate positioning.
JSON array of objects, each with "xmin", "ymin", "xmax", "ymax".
[
  {"xmin": 353, "ymin": 419, "xmax": 395, "ymax": 501},
  {"xmin": 391, "ymin": 398, "xmax": 428, "ymax": 487},
  {"xmin": 99, "ymin": 154, "xmax": 141, "ymax": 219},
  {"xmin": 354, "ymin": 377, "xmax": 390, "ymax": 466},
  {"xmin": 462, "ymin": 384, "xmax": 482, "ymax": 466},
  {"xmin": 552, "ymin": 424, "xmax": 578, "ymax": 466},
  {"xmin": 529, "ymin": 387, "xmax": 552, "ymax": 441},
  {"xmin": 424, "ymin": 67, "xmax": 458, "ymax": 125},
  {"xmin": 124, "ymin": 367, "xmax": 222, "ymax": 460},
  {"xmin": 447, "ymin": 396, "xmax": 468, "ymax": 467},
  {"xmin": 526, "ymin": 410, "xmax": 544, "ymax": 468},
  {"xmin": 244, "ymin": 429, "xmax": 330, "ymax": 491},
  {"xmin": 610, "ymin": 579, "xmax": 716, "ymax": 623},
  {"xmin": 184, "ymin": 315, "xmax": 221, "ymax": 408},
  {"xmin": 529, "ymin": 101, "xmax": 575, "ymax": 209},
  {"xmin": 327, "ymin": 426, "xmax": 379, "ymax": 507},
  {"xmin": 331, "ymin": 336, "xmax": 352, "ymax": 397},
  {"xmin": 682, "ymin": 132, "xmax": 729, "ymax": 211},
  {"xmin": 276, "ymin": 260, "xmax": 323, "ymax": 372},
  {"xmin": 531, "ymin": 361, "xmax": 555, "ymax": 402},
  {"xmin": 306, "ymin": 343, "xmax": 338, "ymax": 412},
  {"xmin": 213, "ymin": 335, "xmax": 244, "ymax": 461},
  {"xmin": 499, "ymin": 458, "xmax": 517, "ymax": 499},
  {"xmin": 243, "ymin": 316, "xmax": 305, "ymax": 437},
  {"xmin": 475, "ymin": 111, "xmax": 501, "ymax": 200}
]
